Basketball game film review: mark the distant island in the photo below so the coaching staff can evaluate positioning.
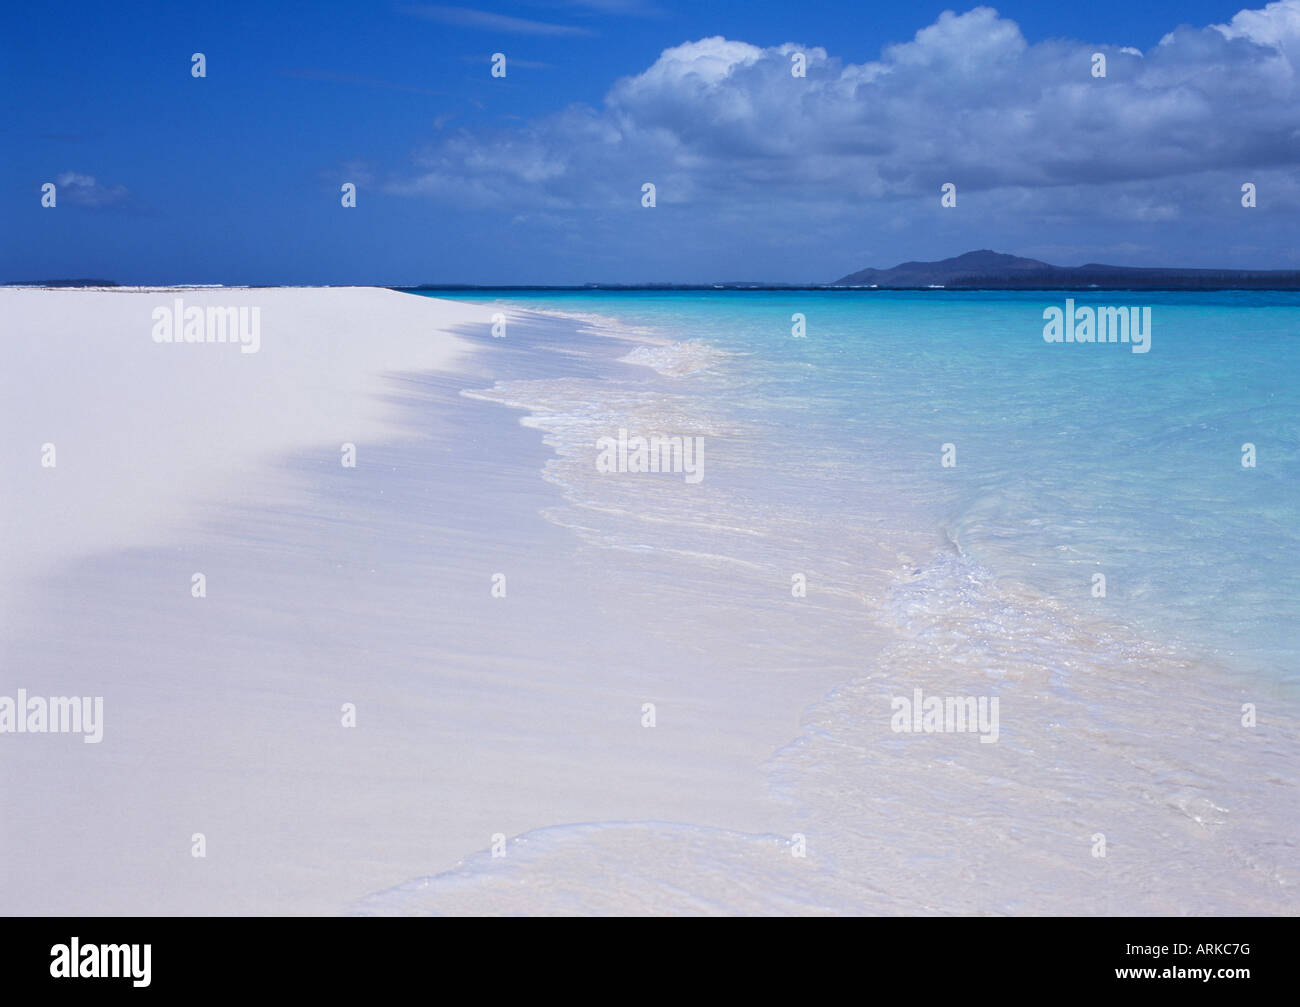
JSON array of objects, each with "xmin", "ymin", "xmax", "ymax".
[
  {"xmin": 832, "ymin": 250, "xmax": 1300, "ymax": 289},
  {"xmin": 10, "ymin": 251, "xmax": 1300, "ymax": 289}
]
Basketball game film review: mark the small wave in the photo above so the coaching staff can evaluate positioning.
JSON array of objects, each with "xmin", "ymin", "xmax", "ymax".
[
  {"xmin": 351, "ymin": 821, "xmax": 850, "ymax": 916},
  {"xmin": 506, "ymin": 305, "xmax": 666, "ymax": 344},
  {"xmin": 619, "ymin": 341, "xmax": 730, "ymax": 376}
]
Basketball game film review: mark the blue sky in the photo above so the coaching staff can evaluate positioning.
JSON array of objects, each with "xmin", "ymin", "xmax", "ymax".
[{"xmin": 3, "ymin": 1, "xmax": 1298, "ymax": 283}]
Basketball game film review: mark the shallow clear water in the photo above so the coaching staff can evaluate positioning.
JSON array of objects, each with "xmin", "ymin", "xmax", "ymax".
[{"xmin": 421, "ymin": 288, "xmax": 1300, "ymax": 690}]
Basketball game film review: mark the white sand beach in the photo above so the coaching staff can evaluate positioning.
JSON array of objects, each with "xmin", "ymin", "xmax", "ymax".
[{"xmin": 0, "ymin": 286, "xmax": 851, "ymax": 914}]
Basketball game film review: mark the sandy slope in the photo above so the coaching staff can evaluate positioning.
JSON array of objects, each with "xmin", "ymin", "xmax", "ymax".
[
  {"xmin": 0, "ymin": 287, "xmax": 827, "ymax": 914},
  {"xmin": 0, "ymin": 287, "xmax": 481, "ymax": 623}
]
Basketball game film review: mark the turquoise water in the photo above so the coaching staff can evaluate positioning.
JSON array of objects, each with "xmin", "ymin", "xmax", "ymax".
[{"xmin": 417, "ymin": 289, "xmax": 1300, "ymax": 689}]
